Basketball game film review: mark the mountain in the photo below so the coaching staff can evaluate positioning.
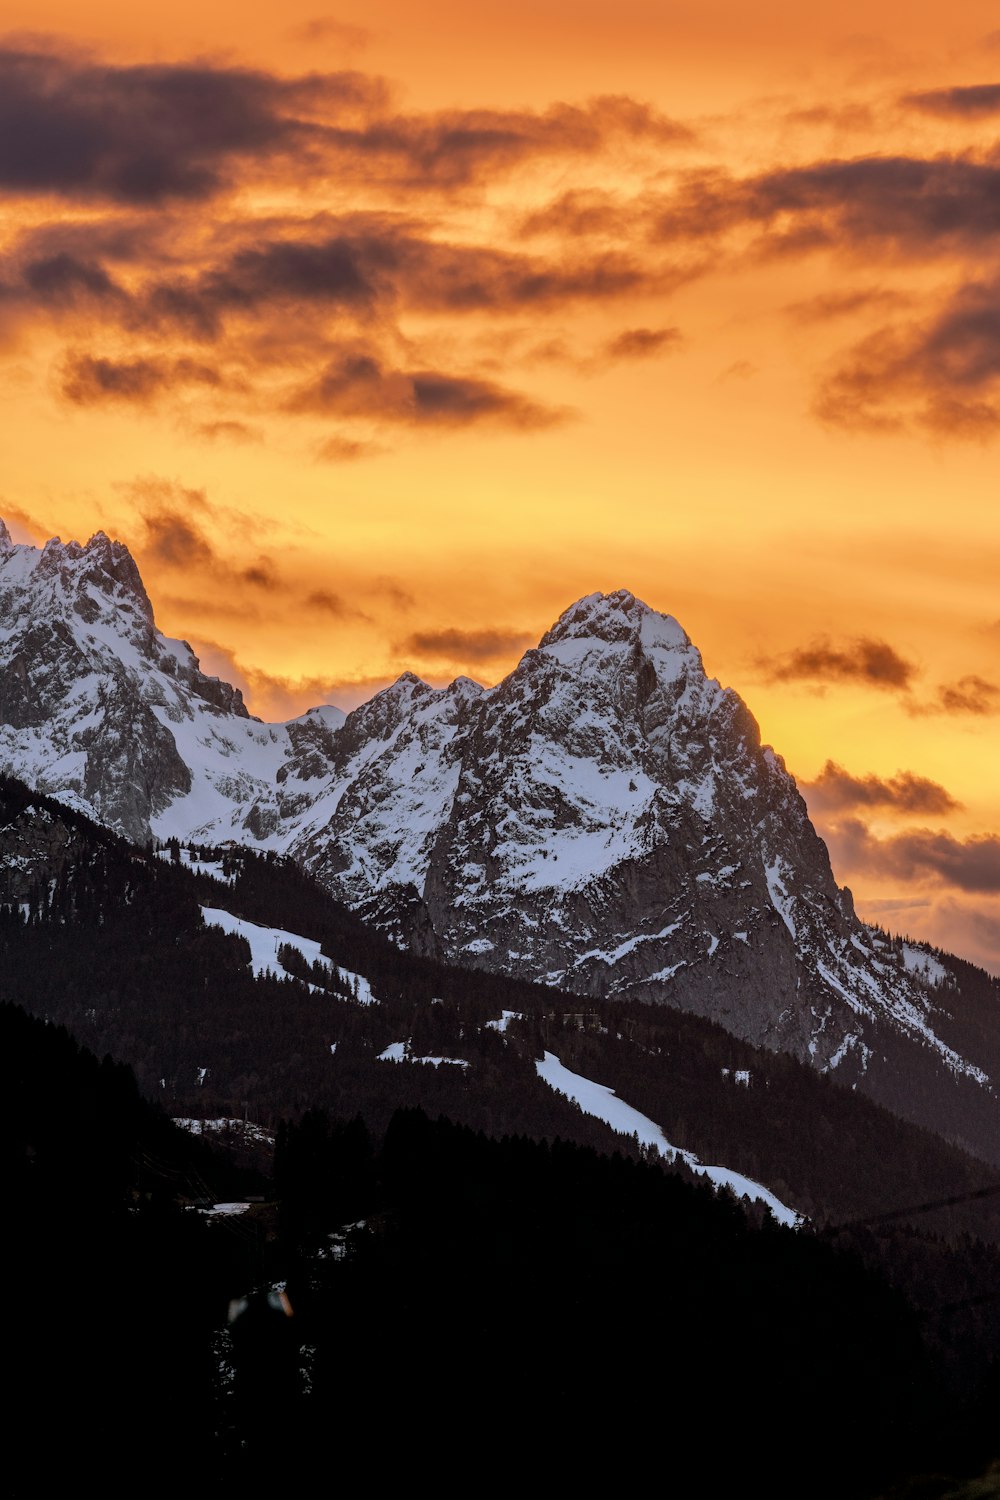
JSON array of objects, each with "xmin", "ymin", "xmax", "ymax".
[
  {"xmin": 1, "ymin": 519, "xmax": 997, "ymax": 1158},
  {"xmin": 0, "ymin": 519, "xmax": 344, "ymax": 843}
]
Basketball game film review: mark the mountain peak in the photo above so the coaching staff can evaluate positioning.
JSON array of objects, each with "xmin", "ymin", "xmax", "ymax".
[
  {"xmin": 11, "ymin": 524, "xmax": 154, "ymax": 625},
  {"xmin": 540, "ymin": 589, "xmax": 692, "ymax": 656}
]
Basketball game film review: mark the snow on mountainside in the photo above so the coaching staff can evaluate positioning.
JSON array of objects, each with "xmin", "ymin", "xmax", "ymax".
[{"xmin": 0, "ymin": 518, "xmax": 995, "ymax": 1131}]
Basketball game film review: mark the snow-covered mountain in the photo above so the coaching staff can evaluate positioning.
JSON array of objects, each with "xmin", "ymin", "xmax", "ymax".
[{"xmin": 1, "ymin": 518, "xmax": 995, "ymax": 1128}]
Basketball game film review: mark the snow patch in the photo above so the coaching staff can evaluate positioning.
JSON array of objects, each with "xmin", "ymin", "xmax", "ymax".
[{"xmin": 535, "ymin": 1052, "xmax": 802, "ymax": 1226}]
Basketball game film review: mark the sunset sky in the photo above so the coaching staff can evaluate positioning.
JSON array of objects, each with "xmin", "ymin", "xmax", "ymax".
[{"xmin": 3, "ymin": 1, "xmax": 1000, "ymax": 968}]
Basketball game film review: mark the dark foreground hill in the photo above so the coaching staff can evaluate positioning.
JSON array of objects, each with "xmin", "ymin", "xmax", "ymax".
[{"xmin": 4, "ymin": 996, "xmax": 999, "ymax": 1498}]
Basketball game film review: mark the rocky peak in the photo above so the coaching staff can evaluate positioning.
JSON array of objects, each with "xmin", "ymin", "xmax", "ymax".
[{"xmin": 540, "ymin": 589, "xmax": 690, "ymax": 652}]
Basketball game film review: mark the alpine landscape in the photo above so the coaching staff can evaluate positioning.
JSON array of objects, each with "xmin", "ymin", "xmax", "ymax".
[{"xmin": 4, "ymin": 3, "xmax": 1000, "ymax": 1495}]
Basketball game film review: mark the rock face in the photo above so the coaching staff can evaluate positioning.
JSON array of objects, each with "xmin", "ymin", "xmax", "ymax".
[{"xmin": 0, "ymin": 521, "xmax": 994, "ymax": 1131}]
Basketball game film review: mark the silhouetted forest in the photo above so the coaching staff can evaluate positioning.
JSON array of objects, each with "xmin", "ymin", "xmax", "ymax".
[{"xmin": 4, "ymin": 986, "xmax": 1000, "ymax": 1495}]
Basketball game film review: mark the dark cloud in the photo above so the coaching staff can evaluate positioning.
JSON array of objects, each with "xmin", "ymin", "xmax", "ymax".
[
  {"xmin": 654, "ymin": 155, "xmax": 1000, "ymax": 257},
  {"xmin": 287, "ymin": 349, "xmax": 564, "ymax": 429},
  {"xmin": 826, "ymin": 818, "xmax": 1000, "ymax": 894},
  {"xmin": 0, "ymin": 43, "xmax": 687, "ymax": 206},
  {"xmin": 0, "ymin": 44, "xmax": 385, "ymax": 204},
  {"xmin": 802, "ymin": 760, "xmax": 962, "ymax": 816},
  {"xmin": 913, "ymin": 675, "xmax": 1000, "ymax": 716},
  {"xmin": 0, "ymin": 246, "xmax": 129, "ymax": 330},
  {"xmin": 142, "ymin": 510, "xmax": 216, "ymax": 569},
  {"xmin": 0, "ymin": 202, "xmax": 660, "ymax": 399},
  {"xmin": 128, "ymin": 483, "xmax": 268, "ymax": 586},
  {"xmin": 123, "ymin": 229, "xmax": 655, "ymax": 350},
  {"xmin": 760, "ymin": 637, "xmax": 916, "ymax": 690},
  {"xmin": 398, "ymin": 627, "xmax": 534, "ymax": 662},
  {"xmin": 815, "ymin": 279, "xmax": 1000, "ymax": 437},
  {"xmin": 60, "ymin": 352, "xmax": 222, "ymax": 405},
  {"xmin": 306, "ymin": 590, "xmax": 351, "ymax": 615},
  {"xmin": 603, "ymin": 327, "xmax": 681, "ymax": 360},
  {"xmin": 903, "ymin": 83, "xmax": 1000, "ymax": 117},
  {"xmin": 241, "ymin": 559, "xmax": 278, "ymax": 589},
  {"xmin": 22, "ymin": 252, "xmax": 123, "ymax": 307}
]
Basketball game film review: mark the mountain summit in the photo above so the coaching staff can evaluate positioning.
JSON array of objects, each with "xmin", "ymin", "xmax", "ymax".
[{"xmin": 1, "ymin": 524, "xmax": 995, "ymax": 1156}]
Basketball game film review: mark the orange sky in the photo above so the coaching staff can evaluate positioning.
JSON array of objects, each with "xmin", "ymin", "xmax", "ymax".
[{"xmin": 3, "ymin": 3, "xmax": 1000, "ymax": 967}]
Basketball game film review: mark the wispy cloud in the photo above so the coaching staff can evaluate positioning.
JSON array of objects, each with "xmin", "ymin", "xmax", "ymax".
[{"xmin": 396, "ymin": 625, "xmax": 534, "ymax": 663}]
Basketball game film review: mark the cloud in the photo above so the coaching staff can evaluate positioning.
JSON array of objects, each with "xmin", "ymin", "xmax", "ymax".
[
  {"xmin": 0, "ymin": 43, "xmax": 386, "ymax": 204},
  {"xmin": 759, "ymin": 637, "xmax": 916, "ymax": 690},
  {"xmin": 902, "ymin": 83, "xmax": 1000, "ymax": 117},
  {"xmin": 141, "ymin": 509, "xmax": 216, "ymax": 569},
  {"xmin": 315, "ymin": 434, "xmax": 384, "ymax": 461},
  {"xmin": 22, "ymin": 251, "xmax": 124, "ymax": 308},
  {"xmin": 910, "ymin": 675, "xmax": 1000, "ymax": 716},
  {"xmin": 826, "ymin": 818, "xmax": 1000, "ymax": 894},
  {"xmin": 286, "ymin": 16, "xmax": 371, "ymax": 49},
  {"xmin": 241, "ymin": 560, "xmax": 278, "ymax": 589},
  {"xmin": 397, "ymin": 626, "xmax": 534, "ymax": 663},
  {"xmin": 716, "ymin": 360, "xmax": 758, "ymax": 382},
  {"xmin": 814, "ymin": 279, "xmax": 1000, "ymax": 437},
  {"xmin": 802, "ymin": 761, "xmax": 962, "ymax": 816},
  {"xmin": 60, "ymin": 351, "xmax": 222, "ymax": 405},
  {"xmin": 0, "ymin": 502, "xmax": 51, "ymax": 544},
  {"xmin": 603, "ymin": 327, "xmax": 681, "ymax": 361},
  {"xmin": 286, "ymin": 350, "xmax": 565, "ymax": 429},
  {"xmin": 133, "ymin": 229, "xmax": 656, "ymax": 344},
  {"xmin": 194, "ymin": 419, "xmax": 262, "ymax": 444},
  {"xmin": 0, "ymin": 55, "xmax": 682, "ymax": 450},
  {"xmin": 518, "ymin": 189, "xmax": 627, "ymax": 239},
  {"xmin": 122, "ymin": 481, "xmax": 279, "ymax": 593},
  {"xmin": 306, "ymin": 589, "xmax": 353, "ymax": 616},
  {"xmin": 0, "ymin": 42, "xmax": 687, "ymax": 207},
  {"xmin": 654, "ymin": 155, "xmax": 1000, "ymax": 257},
  {"xmin": 784, "ymin": 288, "xmax": 911, "ymax": 323},
  {"xmin": 189, "ymin": 636, "xmax": 393, "ymax": 718},
  {"xmin": 315, "ymin": 95, "xmax": 692, "ymax": 189}
]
